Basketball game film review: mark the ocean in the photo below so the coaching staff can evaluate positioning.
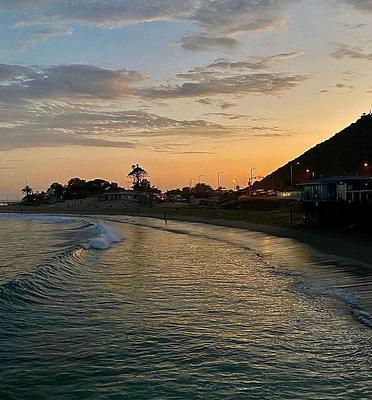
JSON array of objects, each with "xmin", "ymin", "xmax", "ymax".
[{"xmin": 0, "ymin": 213, "xmax": 371, "ymax": 399}]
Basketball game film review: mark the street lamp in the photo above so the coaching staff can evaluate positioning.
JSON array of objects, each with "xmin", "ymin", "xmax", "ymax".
[
  {"xmin": 290, "ymin": 161, "xmax": 300, "ymax": 190},
  {"xmin": 249, "ymin": 168, "xmax": 257, "ymax": 194},
  {"xmin": 306, "ymin": 169, "xmax": 315, "ymax": 179},
  {"xmin": 233, "ymin": 180, "xmax": 240, "ymax": 190},
  {"xmin": 217, "ymin": 171, "xmax": 224, "ymax": 190}
]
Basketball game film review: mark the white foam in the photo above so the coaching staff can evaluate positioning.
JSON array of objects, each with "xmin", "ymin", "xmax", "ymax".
[
  {"xmin": 83, "ymin": 221, "xmax": 124, "ymax": 250},
  {"xmin": 295, "ymin": 280, "xmax": 361, "ymax": 306},
  {"xmin": 0, "ymin": 213, "xmax": 124, "ymax": 250}
]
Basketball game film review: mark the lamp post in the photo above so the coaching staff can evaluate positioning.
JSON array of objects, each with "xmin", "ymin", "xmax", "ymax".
[
  {"xmin": 233, "ymin": 180, "xmax": 240, "ymax": 191},
  {"xmin": 290, "ymin": 161, "xmax": 300, "ymax": 190},
  {"xmin": 217, "ymin": 171, "xmax": 224, "ymax": 190},
  {"xmin": 306, "ymin": 169, "xmax": 315, "ymax": 179},
  {"xmin": 249, "ymin": 168, "xmax": 256, "ymax": 194},
  {"xmin": 363, "ymin": 162, "xmax": 369, "ymax": 176}
]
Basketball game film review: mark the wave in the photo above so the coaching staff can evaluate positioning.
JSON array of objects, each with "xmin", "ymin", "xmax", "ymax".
[
  {"xmin": 0, "ymin": 213, "xmax": 124, "ymax": 251},
  {"xmin": 0, "ymin": 247, "xmax": 84, "ymax": 306},
  {"xmin": 0, "ymin": 215, "xmax": 124, "ymax": 307},
  {"xmin": 82, "ymin": 220, "xmax": 124, "ymax": 250}
]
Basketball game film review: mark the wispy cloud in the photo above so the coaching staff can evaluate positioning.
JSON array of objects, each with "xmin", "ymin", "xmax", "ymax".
[
  {"xmin": 1, "ymin": 0, "xmax": 296, "ymax": 51},
  {"xmin": 0, "ymin": 64, "xmax": 146, "ymax": 102},
  {"xmin": 0, "ymin": 101, "xmax": 226, "ymax": 150},
  {"xmin": 331, "ymin": 44, "xmax": 372, "ymax": 60},
  {"xmin": 338, "ymin": 0, "xmax": 372, "ymax": 12},
  {"xmin": 138, "ymin": 53, "xmax": 306, "ymax": 99}
]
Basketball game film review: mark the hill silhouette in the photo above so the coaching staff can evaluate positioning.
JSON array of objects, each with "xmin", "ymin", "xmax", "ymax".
[{"xmin": 255, "ymin": 113, "xmax": 372, "ymax": 191}]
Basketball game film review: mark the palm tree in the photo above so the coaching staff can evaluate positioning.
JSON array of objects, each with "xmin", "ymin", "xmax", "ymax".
[{"xmin": 22, "ymin": 185, "xmax": 33, "ymax": 201}]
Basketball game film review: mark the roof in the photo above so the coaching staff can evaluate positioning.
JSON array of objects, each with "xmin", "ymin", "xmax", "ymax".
[
  {"xmin": 297, "ymin": 176, "xmax": 372, "ymax": 186},
  {"xmin": 104, "ymin": 190, "xmax": 135, "ymax": 194}
]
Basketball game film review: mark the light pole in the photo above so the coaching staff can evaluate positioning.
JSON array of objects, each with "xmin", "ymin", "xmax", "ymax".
[
  {"xmin": 290, "ymin": 161, "xmax": 300, "ymax": 191},
  {"xmin": 233, "ymin": 180, "xmax": 240, "ymax": 190},
  {"xmin": 363, "ymin": 162, "xmax": 369, "ymax": 176},
  {"xmin": 306, "ymin": 169, "xmax": 315, "ymax": 179},
  {"xmin": 249, "ymin": 168, "xmax": 256, "ymax": 194},
  {"xmin": 198, "ymin": 174, "xmax": 204, "ymax": 184},
  {"xmin": 217, "ymin": 171, "xmax": 224, "ymax": 190}
]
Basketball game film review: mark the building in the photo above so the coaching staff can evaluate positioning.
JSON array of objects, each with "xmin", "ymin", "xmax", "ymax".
[
  {"xmin": 297, "ymin": 176, "xmax": 372, "ymax": 226},
  {"xmin": 298, "ymin": 176, "xmax": 372, "ymax": 203},
  {"xmin": 97, "ymin": 190, "xmax": 156, "ymax": 208},
  {"xmin": 98, "ymin": 190, "xmax": 139, "ymax": 202}
]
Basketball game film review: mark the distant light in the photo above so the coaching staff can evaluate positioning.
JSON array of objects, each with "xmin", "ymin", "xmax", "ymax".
[
  {"xmin": 306, "ymin": 169, "xmax": 310, "ymax": 173},
  {"xmin": 364, "ymin": 162, "xmax": 368, "ymax": 167}
]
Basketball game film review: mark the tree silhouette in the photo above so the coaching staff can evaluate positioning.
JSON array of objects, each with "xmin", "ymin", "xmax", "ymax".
[
  {"xmin": 22, "ymin": 185, "xmax": 33, "ymax": 201},
  {"xmin": 128, "ymin": 164, "xmax": 148, "ymax": 190}
]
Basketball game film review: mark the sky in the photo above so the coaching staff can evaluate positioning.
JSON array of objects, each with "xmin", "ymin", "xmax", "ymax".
[{"xmin": 0, "ymin": 0, "xmax": 371, "ymax": 198}]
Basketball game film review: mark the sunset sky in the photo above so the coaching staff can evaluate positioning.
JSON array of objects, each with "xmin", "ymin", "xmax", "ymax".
[{"xmin": 0, "ymin": 0, "xmax": 371, "ymax": 198}]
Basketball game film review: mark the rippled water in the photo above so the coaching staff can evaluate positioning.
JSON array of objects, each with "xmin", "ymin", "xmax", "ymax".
[{"xmin": 0, "ymin": 214, "xmax": 371, "ymax": 399}]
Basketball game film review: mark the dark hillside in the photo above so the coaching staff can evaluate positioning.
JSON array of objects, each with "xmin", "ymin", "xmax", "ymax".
[{"xmin": 255, "ymin": 113, "xmax": 372, "ymax": 191}]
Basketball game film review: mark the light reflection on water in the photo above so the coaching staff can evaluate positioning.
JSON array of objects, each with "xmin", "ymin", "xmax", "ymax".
[{"xmin": 0, "ymin": 215, "xmax": 371, "ymax": 399}]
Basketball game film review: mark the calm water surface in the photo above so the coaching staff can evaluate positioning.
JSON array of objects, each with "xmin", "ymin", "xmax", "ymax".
[{"xmin": 0, "ymin": 214, "xmax": 371, "ymax": 399}]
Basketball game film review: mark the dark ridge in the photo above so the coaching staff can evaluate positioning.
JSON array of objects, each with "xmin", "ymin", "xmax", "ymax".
[{"xmin": 255, "ymin": 113, "xmax": 372, "ymax": 191}]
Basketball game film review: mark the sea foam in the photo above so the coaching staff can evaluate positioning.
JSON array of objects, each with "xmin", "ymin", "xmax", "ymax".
[
  {"xmin": 83, "ymin": 221, "xmax": 124, "ymax": 250},
  {"xmin": 0, "ymin": 213, "xmax": 124, "ymax": 250}
]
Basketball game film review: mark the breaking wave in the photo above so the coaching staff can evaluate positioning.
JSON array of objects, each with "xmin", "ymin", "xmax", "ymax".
[
  {"xmin": 0, "ymin": 214, "xmax": 124, "ymax": 307},
  {"xmin": 0, "ymin": 213, "xmax": 124, "ymax": 251}
]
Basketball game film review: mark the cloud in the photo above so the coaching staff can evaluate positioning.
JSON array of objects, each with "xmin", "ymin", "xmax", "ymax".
[
  {"xmin": 206, "ymin": 112, "xmax": 251, "ymax": 120},
  {"xmin": 195, "ymin": 98, "xmax": 237, "ymax": 109},
  {"xmin": 338, "ymin": 0, "xmax": 372, "ymax": 12},
  {"xmin": 0, "ymin": 102, "xmax": 226, "ymax": 150},
  {"xmin": 343, "ymin": 23, "xmax": 368, "ymax": 29},
  {"xmin": 182, "ymin": 0, "xmax": 295, "ymax": 50},
  {"xmin": 14, "ymin": 25, "xmax": 73, "ymax": 50},
  {"xmin": 335, "ymin": 83, "xmax": 354, "ymax": 89},
  {"xmin": 0, "ymin": 64, "xmax": 36, "ymax": 81},
  {"xmin": 140, "ymin": 73, "xmax": 306, "ymax": 99},
  {"xmin": 0, "ymin": 64, "xmax": 146, "ymax": 102},
  {"xmin": 331, "ymin": 45, "xmax": 372, "ymax": 60},
  {"xmin": 181, "ymin": 34, "xmax": 241, "ymax": 51},
  {"xmin": 201, "ymin": 52, "xmax": 303, "ymax": 71},
  {"xmin": 2, "ymin": 0, "xmax": 297, "ymax": 51},
  {"xmin": 139, "ymin": 52, "xmax": 306, "ymax": 99}
]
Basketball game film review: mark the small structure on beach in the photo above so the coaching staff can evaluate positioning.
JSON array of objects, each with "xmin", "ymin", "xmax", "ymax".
[
  {"xmin": 297, "ymin": 176, "xmax": 372, "ymax": 226},
  {"xmin": 97, "ymin": 190, "xmax": 156, "ymax": 209},
  {"xmin": 98, "ymin": 190, "xmax": 139, "ymax": 202},
  {"xmin": 298, "ymin": 176, "xmax": 372, "ymax": 203}
]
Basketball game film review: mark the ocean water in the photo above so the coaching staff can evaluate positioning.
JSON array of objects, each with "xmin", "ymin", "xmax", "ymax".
[{"xmin": 0, "ymin": 214, "xmax": 371, "ymax": 399}]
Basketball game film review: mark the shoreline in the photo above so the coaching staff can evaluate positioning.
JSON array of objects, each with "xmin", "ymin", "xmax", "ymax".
[{"xmin": 1, "ymin": 205, "xmax": 372, "ymax": 267}]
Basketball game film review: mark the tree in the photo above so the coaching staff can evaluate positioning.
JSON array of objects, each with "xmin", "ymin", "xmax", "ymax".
[
  {"xmin": 128, "ymin": 164, "xmax": 148, "ymax": 190},
  {"xmin": 85, "ymin": 179, "xmax": 111, "ymax": 194},
  {"xmin": 134, "ymin": 179, "xmax": 161, "ymax": 194},
  {"xmin": 194, "ymin": 183, "xmax": 213, "ymax": 194},
  {"xmin": 64, "ymin": 177, "xmax": 87, "ymax": 199},
  {"xmin": 22, "ymin": 185, "xmax": 33, "ymax": 201},
  {"xmin": 48, "ymin": 182, "xmax": 64, "ymax": 199}
]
